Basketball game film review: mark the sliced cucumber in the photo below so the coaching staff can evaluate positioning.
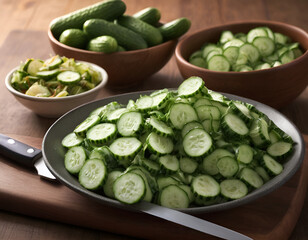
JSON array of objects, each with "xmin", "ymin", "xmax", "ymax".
[
  {"xmin": 179, "ymin": 157, "xmax": 198, "ymax": 174},
  {"xmin": 239, "ymin": 167, "xmax": 264, "ymax": 189},
  {"xmin": 146, "ymin": 132, "xmax": 174, "ymax": 155},
  {"xmin": 103, "ymin": 170, "xmax": 122, "ymax": 198},
  {"xmin": 64, "ymin": 146, "xmax": 87, "ymax": 175},
  {"xmin": 113, "ymin": 172, "xmax": 145, "ymax": 204},
  {"xmin": 236, "ymin": 144, "xmax": 254, "ymax": 164},
  {"xmin": 221, "ymin": 113, "xmax": 249, "ymax": 139},
  {"xmin": 220, "ymin": 179, "xmax": 248, "ymax": 200},
  {"xmin": 109, "ymin": 137, "xmax": 142, "ymax": 162},
  {"xmin": 183, "ymin": 128, "xmax": 213, "ymax": 158},
  {"xmin": 79, "ymin": 159, "xmax": 107, "ymax": 190},
  {"xmin": 159, "ymin": 155, "xmax": 179, "ymax": 173},
  {"xmin": 147, "ymin": 116, "xmax": 174, "ymax": 137},
  {"xmin": 61, "ymin": 132, "xmax": 84, "ymax": 148},
  {"xmin": 192, "ymin": 175, "xmax": 220, "ymax": 200},
  {"xmin": 74, "ymin": 114, "xmax": 101, "ymax": 137},
  {"xmin": 117, "ymin": 111, "xmax": 143, "ymax": 137},
  {"xmin": 252, "ymin": 36, "xmax": 275, "ymax": 57},
  {"xmin": 169, "ymin": 103, "xmax": 198, "ymax": 129},
  {"xmin": 207, "ymin": 55, "xmax": 230, "ymax": 72},
  {"xmin": 178, "ymin": 76, "xmax": 205, "ymax": 98},
  {"xmin": 159, "ymin": 184, "xmax": 190, "ymax": 208},
  {"xmin": 86, "ymin": 123, "xmax": 117, "ymax": 145},
  {"xmin": 267, "ymin": 141, "xmax": 293, "ymax": 160},
  {"xmin": 217, "ymin": 156, "xmax": 239, "ymax": 178},
  {"xmin": 261, "ymin": 154, "xmax": 283, "ymax": 176}
]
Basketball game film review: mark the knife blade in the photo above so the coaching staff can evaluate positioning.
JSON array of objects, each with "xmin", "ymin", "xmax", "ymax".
[
  {"xmin": 0, "ymin": 133, "xmax": 252, "ymax": 239},
  {"xmin": 0, "ymin": 133, "xmax": 56, "ymax": 180},
  {"xmin": 134, "ymin": 201, "xmax": 253, "ymax": 240}
]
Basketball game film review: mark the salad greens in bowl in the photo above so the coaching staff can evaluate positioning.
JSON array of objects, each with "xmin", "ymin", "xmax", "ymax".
[
  {"xmin": 42, "ymin": 76, "xmax": 305, "ymax": 213},
  {"xmin": 5, "ymin": 55, "xmax": 108, "ymax": 118}
]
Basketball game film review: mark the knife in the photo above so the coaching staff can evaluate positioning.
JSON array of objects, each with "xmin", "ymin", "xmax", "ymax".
[
  {"xmin": 0, "ymin": 133, "xmax": 56, "ymax": 180},
  {"xmin": 0, "ymin": 133, "xmax": 252, "ymax": 240}
]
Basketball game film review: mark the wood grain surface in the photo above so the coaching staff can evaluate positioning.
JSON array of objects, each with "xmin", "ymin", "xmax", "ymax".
[{"xmin": 0, "ymin": 0, "xmax": 308, "ymax": 239}]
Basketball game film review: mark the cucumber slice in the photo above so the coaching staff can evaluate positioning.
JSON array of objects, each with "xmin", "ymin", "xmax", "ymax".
[
  {"xmin": 236, "ymin": 144, "xmax": 254, "ymax": 164},
  {"xmin": 267, "ymin": 141, "xmax": 293, "ymax": 160},
  {"xmin": 157, "ymin": 176, "xmax": 180, "ymax": 190},
  {"xmin": 202, "ymin": 148, "xmax": 234, "ymax": 176},
  {"xmin": 189, "ymin": 57, "xmax": 207, "ymax": 68},
  {"xmin": 61, "ymin": 132, "xmax": 84, "ymax": 148},
  {"xmin": 261, "ymin": 154, "xmax": 283, "ymax": 176},
  {"xmin": 113, "ymin": 172, "xmax": 146, "ymax": 204},
  {"xmin": 106, "ymin": 108, "xmax": 129, "ymax": 123},
  {"xmin": 27, "ymin": 59, "xmax": 44, "ymax": 75},
  {"xmin": 86, "ymin": 123, "xmax": 117, "ymax": 145},
  {"xmin": 43, "ymin": 55, "xmax": 63, "ymax": 70},
  {"xmin": 222, "ymin": 113, "xmax": 249, "ymax": 139},
  {"xmin": 252, "ymin": 36, "xmax": 275, "ymax": 57},
  {"xmin": 280, "ymin": 49, "xmax": 294, "ymax": 64},
  {"xmin": 103, "ymin": 170, "xmax": 122, "ymax": 198},
  {"xmin": 146, "ymin": 132, "xmax": 174, "ymax": 155},
  {"xmin": 202, "ymin": 44, "xmax": 217, "ymax": 59},
  {"xmin": 183, "ymin": 128, "xmax": 213, "ymax": 158},
  {"xmin": 159, "ymin": 184, "xmax": 190, "ymax": 208},
  {"xmin": 74, "ymin": 114, "xmax": 101, "ymax": 137},
  {"xmin": 192, "ymin": 175, "xmax": 220, "ymax": 200},
  {"xmin": 181, "ymin": 121, "xmax": 203, "ymax": 138},
  {"xmin": 79, "ymin": 159, "xmax": 107, "ymax": 190},
  {"xmin": 239, "ymin": 43, "xmax": 260, "ymax": 64},
  {"xmin": 117, "ymin": 111, "xmax": 143, "ymax": 137},
  {"xmin": 57, "ymin": 71, "xmax": 81, "ymax": 85},
  {"xmin": 36, "ymin": 69, "xmax": 60, "ymax": 80},
  {"xmin": 217, "ymin": 156, "xmax": 239, "ymax": 178},
  {"xmin": 195, "ymin": 105, "xmax": 221, "ymax": 121},
  {"xmin": 239, "ymin": 167, "xmax": 264, "ymax": 189},
  {"xmin": 223, "ymin": 39, "xmax": 244, "ymax": 49},
  {"xmin": 220, "ymin": 179, "xmax": 248, "ymax": 200},
  {"xmin": 223, "ymin": 46, "xmax": 239, "ymax": 65},
  {"xmin": 147, "ymin": 116, "xmax": 174, "ymax": 137},
  {"xmin": 169, "ymin": 103, "xmax": 198, "ymax": 129},
  {"xmin": 193, "ymin": 97, "xmax": 212, "ymax": 108},
  {"xmin": 136, "ymin": 95, "xmax": 153, "ymax": 111},
  {"xmin": 64, "ymin": 146, "xmax": 87, "ymax": 175},
  {"xmin": 247, "ymin": 27, "xmax": 268, "ymax": 43},
  {"xmin": 207, "ymin": 55, "xmax": 230, "ymax": 72},
  {"xmin": 159, "ymin": 155, "xmax": 179, "ymax": 173},
  {"xmin": 220, "ymin": 30, "xmax": 234, "ymax": 44},
  {"xmin": 140, "ymin": 158, "xmax": 160, "ymax": 175},
  {"xmin": 109, "ymin": 137, "xmax": 142, "ymax": 161},
  {"xmin": 229, "ymin": 101, "xmax": 253, "ymax": 124},
  {"xmin": 179, "ymin": 157, "xmax": 198, "ymax": 174},
  {"xmin": 178, "ymin": 76, "xmax": 205, "ymax": 98}
]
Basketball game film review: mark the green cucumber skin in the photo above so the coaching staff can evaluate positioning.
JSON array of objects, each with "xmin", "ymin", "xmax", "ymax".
[
  {"xmin": 83, "ymin": 19, "xmax": 148, "ymax": 50},
  {"xmin": 117, "ymin": 15, "xmax": 163, "ymax": 47},
  {"xmin": 159, "ymin": 17, "xmax": 191, "ymax": 41},
  {"xmin": 50, "ymin": 0, "xmax": 126, "ymax": 39},
  {"xmin": 133, "ymin": 7, "xmax": 161, "ymax": 26}
]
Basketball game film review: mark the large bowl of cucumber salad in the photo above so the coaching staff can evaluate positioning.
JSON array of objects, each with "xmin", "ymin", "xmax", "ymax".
[
  {"xmin": 5, "ymin": 56, "xmax": 108, "ymax": 118},
  {"xmin": 42, "ymin": 76, "xmax": 305, "ymax": 214},
  {"xmin": 175, "ymin": 20, "xmax": 308, "ymax": 109}
]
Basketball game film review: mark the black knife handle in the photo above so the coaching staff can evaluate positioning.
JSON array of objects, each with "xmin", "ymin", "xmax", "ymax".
[{"xmin": 0, "ymin": 133, "xmax": 42, "ymax": 168}]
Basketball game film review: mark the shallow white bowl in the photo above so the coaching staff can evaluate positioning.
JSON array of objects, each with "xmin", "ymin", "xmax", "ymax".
[{"xmin": 5, "ymin": 61, "xmax": 108, "ymax": 118}]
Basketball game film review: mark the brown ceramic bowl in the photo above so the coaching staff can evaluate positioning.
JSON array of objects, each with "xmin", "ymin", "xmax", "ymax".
[
  {"xmin": 175, "ymin": 21, "xmax": 308, "ymax": 109},
  {"xmin": 48, "ymin": 28, "xmax": 177, "ymax": 90}
]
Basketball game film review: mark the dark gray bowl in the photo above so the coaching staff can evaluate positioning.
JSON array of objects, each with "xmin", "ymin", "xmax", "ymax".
[{"xmin": 42, "ymin": 91, "xmax": 305, "ymax": 214}]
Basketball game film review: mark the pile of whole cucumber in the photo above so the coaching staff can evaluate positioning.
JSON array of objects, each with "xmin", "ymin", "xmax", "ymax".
[{"xmin": 50, "ymin": 0, "xmax": 191, "ymax": 52}]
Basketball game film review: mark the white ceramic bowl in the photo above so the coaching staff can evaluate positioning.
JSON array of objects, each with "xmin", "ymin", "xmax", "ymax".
[{"xmin": 5, "ymin": 61, "xmax": 108, "ymax": 118}]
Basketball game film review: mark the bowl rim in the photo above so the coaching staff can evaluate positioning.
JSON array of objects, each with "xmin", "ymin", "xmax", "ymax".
[
  {"xmin": 175, "ymin": 20, "xmax": 308, "ymax": 75},
  {"xmin": 5, "ymin": 60, "xmax": 108, "ymax": 102},
  {"xmin": 47, "ymin": 27, "xmax": 178, "ymax": 56}
]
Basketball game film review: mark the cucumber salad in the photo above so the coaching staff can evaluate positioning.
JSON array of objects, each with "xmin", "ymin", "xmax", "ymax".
[
  {"xmin": 189, "ymin": 26, "xmax": 303, "ymax": 72},
  {"xmin": 10, "ymin": 55, "xmax": 102, "ymax": 97},
  {"xmin": 62, "ymin": 76, "xmax": 294, "ymax": 208}
]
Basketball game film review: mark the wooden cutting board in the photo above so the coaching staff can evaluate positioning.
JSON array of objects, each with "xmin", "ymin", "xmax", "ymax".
[{"xmin": 0, "ymin": 134, "xmax": 307, "ymax": 240}]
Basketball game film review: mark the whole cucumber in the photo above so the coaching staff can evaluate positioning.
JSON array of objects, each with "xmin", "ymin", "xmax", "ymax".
[{"xmin": 50, "ymin": 0, "xmax": 126, "ymax": 39}]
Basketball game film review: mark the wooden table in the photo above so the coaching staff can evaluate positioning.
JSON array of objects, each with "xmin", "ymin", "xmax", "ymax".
[{"xmin": 0, "ymin": 0, "xmax": 307, "ymax": 239}]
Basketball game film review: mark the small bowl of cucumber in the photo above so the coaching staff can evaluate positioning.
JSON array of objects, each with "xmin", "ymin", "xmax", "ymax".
[
  {"xmin": 47, "ymin": 0, "xmax": 191, "ymax": 89},
  {"xmin": 5, "ymin": 55, "xmax": 108, "ymax": 118},
  {"xmin": 175, "ymin": 20, "xmax": 308, "ymax": 109}
]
